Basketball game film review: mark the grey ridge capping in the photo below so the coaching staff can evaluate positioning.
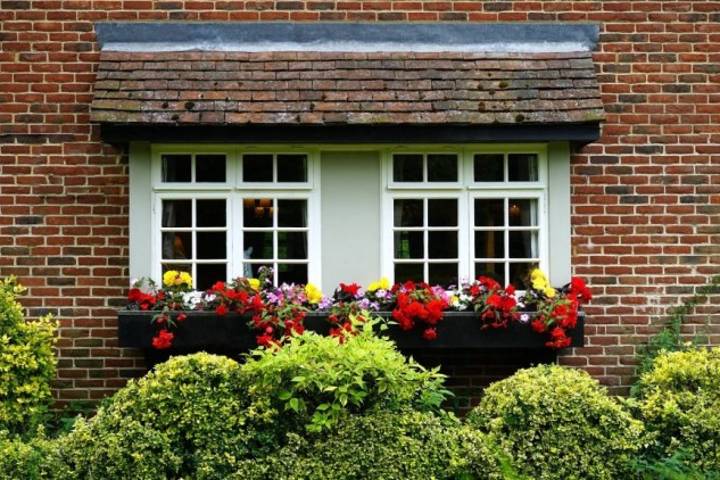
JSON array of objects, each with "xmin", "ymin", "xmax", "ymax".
[{"xmin": 95, "ymin": 22, "xmax": 599, "ymax": 53}]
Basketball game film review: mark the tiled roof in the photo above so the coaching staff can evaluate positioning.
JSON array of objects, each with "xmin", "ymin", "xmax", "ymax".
[{"xmin": 90, "ymin": 51, "xmax": 604, "ymax": 126}]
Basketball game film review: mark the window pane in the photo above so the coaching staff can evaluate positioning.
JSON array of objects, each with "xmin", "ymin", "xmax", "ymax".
[
  {"xmin": 278, "ymin": 199, "xmax": 307, "ymax": 228},
  {"xmin": 393, "ymin": 154, "xmax": 423, "ymax": 182},
  {"xmin": 162, "ymin": 263, "xmax": 192, "ymax": 277},
  {"xmin": 197, "ymin": 263, "xmax": 226, "ymax": 291},
  {"xmin": 278, "ymin": 263, "xmax": 307, "ymax": 284},
  {"xmin": 197, "ymin": 232, "xmax": 226, "ymax": 259},
  {"xmin": 394, "ymin": 199, "xmax": 423, "ymax": 227},
  {"xmin": 429, "ymin": 263, "xmax": 457, "ymax": 287},
  {"xmin": 278, "ymin": 231, "xmax": 307, "ymax": 259},
  {"xmin": 244, "ymin": 232, "xmax": 273, "ymax": 259},
  {"xmin": 509, "ymin": 262, "xmax": 536, "ymax": 289},
  {"xmin": 509, "ymin": 231, "xmax": 537, "ymax": 259},
  {"xmin": 475, "ymin": 231, "xmax": 505, "ymax": 259},
  {"xmin": 277, "ymin": 154, "xmax": 307, "ymax": 182},
  {"xmin": 243, "ymin": 154, "xmax": 273, "ymax": 182},
  {"xmin": 162, "ymin": 232, "xmax": 191, "ymax": 260},
  {"xmin": 394, "ymin": 231, "xmax": 423, "ymax": 259},
  {"xmin": 474, "ymin": 199, "xmax": 504, "ymax": 227},
  {"xmin": 243, "ymin": 198, "xmax": 273, "ymax": 228},
  {"xmin": 162, "ymin": 199, "xmax": 191, "ymax": 228},
  {"xmin": 247, "ymin": 263, "xmax": 273, "ymax": 279},
  {"xmin": 474, "ymin": 154, "xmax": 504, "ymax": 182},
  {"xmin": 428, "ymin": 199, "xmax": 457, "ymax": 227},
  {"xmin": 428, "ymin": 231, "xmax": 457, "ymax": 259},
  {"xmin": 196, "ymin": 200, "xmax": 226, "ymax": 227},
  {"xmin": 162, "ymin": 154, "xmax": 191, "ymax": 182},
  {"xmin": 509, "ymin": 199, "xmax": 537, "ymax": 227},
  {"xmin": 195, "ymin": 154, "xmax": 226, "ymax": 182},
  {"xmin": 508, "ymin": 153, "xmax": 538, "ymax": 182},
  {"xmin": 427, "ymin": 154, "xmax": 458, "ymax": 182},
  {"xmin": 394, "ymin": 263, "xmax": 423, "ymax": 283},
  {"xmin": 475, "ymin": 262, "xmax": 504, "ymax": 285}
]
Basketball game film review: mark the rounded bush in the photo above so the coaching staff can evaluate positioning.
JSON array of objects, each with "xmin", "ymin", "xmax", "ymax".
[
  {"xmin": 62, "ymin": 353, "xmax": 251, "ymax": 480},
  {"xmin": 0, "ymin": 433, "xmax": 75, "ymax": 480},
  {"xmin": 635, "ymin": 348, "xmax": 720, "ymax": 473},
  {"xmin": 229, "ymin": 411, "xmax": 504, "ymax": 480},
  {"xmin": 466, "ymin": 364, "xmax": 643, "ymax": 480},
  {"xmin": 0, "ymin": 277, "xmax": 57, "ymax": 436},
  {"xmin": 238, "ymin": 325, "xmax": 450, "ymax": 435}
]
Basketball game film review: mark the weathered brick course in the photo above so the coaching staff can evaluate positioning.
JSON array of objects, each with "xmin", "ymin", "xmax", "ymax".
[{"xmin": 1, "ymin": 1, "xmax": 720, "ymax": 407}]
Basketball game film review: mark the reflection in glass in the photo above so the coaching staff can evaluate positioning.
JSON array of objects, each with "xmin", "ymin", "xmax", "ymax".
[
  {"xmin": 393, "ymin": 199, "xmax": 423, "ymax": 227},
  {"xmin": 244, "ymin": 232, "xmax": 273, "ymax": 260},
  {"xmin": 509, "ymin": 230, "xmax": 537, "ymax": 259},
  {"xmin": 278, "ymin": 231, "xmax": 307, "ymax": 259},
  {"xmin": 475, "ymin": 230, "xmax": 505, "ymax": 259},
  {"xmin": 394, "ymin": 231, "xmax": 423, "ymax": 259},
  {"xmin": 162, "ymin": 232, "xmax": 191, "ymax": 260},
  {"xmin": 474, "ymin": 199, "xmax": 504, "ymax": 227},
  {"xmin": 162, "ymin": 154, "xmax": 191, "ymax": 182},
  {"xmin": 474, "ymin": 154, "xmax": 504, "ymax": 182},
  {"xmin": 162, "ymin": 199, "xmax": 191, "ymax": 228},
  {"xmin": 508, "ymin": 199, "xmax": 537, "ymax": 227},
  {"xmin": 508, "ymin": 154, "xmax": 538, "ymax": 182},
  {"xmin": 243, "ymin": 198, "xmax": 273, "ymax": 228}
]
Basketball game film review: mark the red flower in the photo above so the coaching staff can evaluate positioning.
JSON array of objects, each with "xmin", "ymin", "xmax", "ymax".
[
  {"xmin": 487, "ymin": 293, "xmax": 502, "ymax": 308},
  {"xmin": 176, "ymin": 313, "xmax": 187, "ymax": 322},
  {"xmin": 531, "ymin": 318, "xmax": 547, "ymax": 333},
  {"xmin": 545, "ymin": 326, "xmax": 572, "ymax": 349},
  {"xmin": 340, "ymin": 282, "xmax": 362, "ymax": 296},
  {"xmin": 216, "ymin": 304, "xmax": 229, "ymax": 316},
  {"xmin": 151, "ymin": 329, "xmax": 174, "ymax": 350},
  {"xmin": 505, "ymin": 284, "xmax": 516, "ymax": 295},
  {"xmin": 422, "ymin": 328, "xmax": 438, "ymax": 341},
  {"xmin": 256, "ymin": 333, "xmax": 275, "ymax": 347},
  {"xmin": 477, "ymin": 276, "xmax": 500, "ymax": 291},
  {"xmin": 210, "ymin": 281, "xmax": 226, "ymax": 292}
]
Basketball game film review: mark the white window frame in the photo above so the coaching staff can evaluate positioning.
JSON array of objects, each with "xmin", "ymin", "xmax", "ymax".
[
  {"xmin": 147, "ymin": 145, "xmax": 322, "ymax": 289},
  {"xmin": 381, "ymin": 144, "xmax": 550, "ymax": 287}
]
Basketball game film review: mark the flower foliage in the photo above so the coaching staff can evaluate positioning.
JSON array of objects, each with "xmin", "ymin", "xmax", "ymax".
[{"xmin": 127, "ymin": 268, "xmax": 591, "ymax": 351}]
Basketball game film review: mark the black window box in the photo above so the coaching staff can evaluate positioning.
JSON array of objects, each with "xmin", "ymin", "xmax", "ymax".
[{"xmin": 117, "ymin": 310, "xmax": 584, "ymax": 353}]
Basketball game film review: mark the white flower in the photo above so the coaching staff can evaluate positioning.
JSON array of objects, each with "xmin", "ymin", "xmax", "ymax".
[
  {"xmin": 129, "ymin": 278, "xmax": 139, "ymax": 288},
  {"xmin": 520, "ymin": 313, "xmax": 530, "ymax": 323}
]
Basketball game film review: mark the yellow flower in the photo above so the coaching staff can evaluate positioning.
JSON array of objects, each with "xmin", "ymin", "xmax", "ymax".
[
  {"xmin": 544, "ymin": 287, "xmax": 557, "ymax": 298},
  {"xmin": 163, "ymin": 270, "xmax": 192, "ymax": 288},
  {"xmin": 305, "ymin": 283, "xmax": 323, "ymax": 304},
  {"xmin": 450, "ymin": 295, "xmax": 459, "ymax": 306},
  {"xmin": 530, "ymin": 269, "xmax": 549, "ymax": 291},
  {"xmin": 368, "ymin": 277, "xmax": 390, "ymax": 292},
  {"xmin": 163, "ymin": 270, "xmax": 177, "ymax": 288},
  {"xmin": 178, "ymin": 272, "xmax": 192, "ymax": 287},
  {"xmin": 248, "ymin": 278, "xmax": 261, "ymax": 291},
  {"xmin": 532, "ymin": 278, "xmax": 547, "ymax": 291}
]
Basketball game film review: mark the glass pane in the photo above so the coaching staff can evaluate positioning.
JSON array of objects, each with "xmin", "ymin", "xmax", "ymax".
[
  {"xmin": 393, "ymin": 154, "xmax": 423, "ymax": 182},
  {"xmin": 162, "ymin": 199, "xmax": 191, "ymax": 228},
  {"xmin": 428, "ymin": 231, "xmax": 458, "ymax": 259},
  {"xmin": 247, "ymin": 263, "xmax": 273, "ymax": 279},
  {"xmin": 195, "ymin": 154, "xmax": 226, "ymax": 182},
  {"xmin": 243, "ymin": 154, "xmax": 273, "ymax": 182},
  {"xmin": 278, "ymin": 263, "xmax": 308, "ymax": 285},
  {"xmin": 244, "ymin": 232, "xmax": 274, "ymax": 260},
  {"xmin": 162, "ymin": 232, "xmax": 191, "ymax": 260},
  {"xmin": 162, "ymin": 263, "xmax": 192, "ymax": 277},
  {"xmin": 197, "ymin": 263, "xmax": 226, "ymax": 291},
  {"xmin": 394, "ymin": 199, "xmax": 423, "ymax": 227},
  {"xmin": 428, "ymin": 199, "xmax": 457, "ymax": 227},
  {"xmin": 475, "ymin": 230, "xmax": 505, "ymax": 259},
  {"xmin": 509, "ymin": 262, "xmax": 536, "ymax": 289},
  {"xmin": 429, "ymin": 263, "xmax": 457, "ymax": 287},
  {"xmin": 474, "ymin": 154, "xmax": 504, "ymax": 182},
  {"xmin": 277, "ymin": 154, "xmax": 307, "ymax": 182},
  {"xmin": 427, "ymin": 154, "xmax": 458, "ymax": 182},
  {"xmin": 161, "ymin": 154, "xmax": 191, "ymax": 182},
  {"xmin": 508, "ymin": 153, "xmax": 538, "ymax": 182},
  {"xmin": 474, "ymin": 199, "xmax": 504, "ymax": 227},
  {"xmin": 243, "ymin": 198, "xmax": 273, "ymax": 228},
  {"xmin": 509, "ymin": 199, "xmax": 538, "ymax": 227},
  {"xmin": 475, "ymin": 262, "xmax": 505, "ymax": 285},
  {"xmin": 196, "ymin": 199, "xmax": 226, "ymax": 227},
  {"xmin": 278, "ymin": 199, "xmax": 307, "ymax": 227},
  {"xmin": 394, "ymin": 263, "xmax": 423, "ymax": 283},
  {"xmin": 197, "ymin": 232, "xmax": 226, "ymax": 259},
  {"xmin": 509, "ymin": 231, "xmax": 537, "ymax": 259},
  {"xmin": 394, "ymin": 231, "xmax": 423, "ymax": 259},
  {"xmin": 278, "ymin": 231, "xmax": 307, "ymax": 259}
]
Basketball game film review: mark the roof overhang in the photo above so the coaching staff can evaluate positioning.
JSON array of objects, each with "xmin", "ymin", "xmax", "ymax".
[{"xmin": 91, "ymin": 22, "xmax": 604, "ymax": 146}]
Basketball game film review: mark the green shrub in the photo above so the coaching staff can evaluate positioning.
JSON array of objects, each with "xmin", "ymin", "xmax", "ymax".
[
  {"xmin": 238, "ymin": 321, "xmax": 450, "ymax": 434},
  {"xmin": 0, "ymin": 432, "xmax": 75, "ymax": 480},
  {"xmin": 466, "ymin": 364, "xmax": 643, "ymax": 480},
  {"xmin": 229, "ymin": 411, "xmax": 504, "ymax": 480},
  {"xmin": 61, "ymin": 352, "xmax": 251, "ymax": 480},
  {"xmin": 635, "ymin": 347, "xmax": 720, "ymax": 473},
  {"xmin": 0, "ymin": 277, "xmax": 57, "ymax": 436}
]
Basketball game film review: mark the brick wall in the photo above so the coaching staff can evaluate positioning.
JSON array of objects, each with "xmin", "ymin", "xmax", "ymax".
[{"xmin": 1, "ymin": 1, "xmax": 719, "ymax": 407}]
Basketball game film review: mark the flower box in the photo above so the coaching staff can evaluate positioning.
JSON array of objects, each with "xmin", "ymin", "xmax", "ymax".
[{"xmin": 117, "ymin": 310, "xmax": 584, "ymax": 352}]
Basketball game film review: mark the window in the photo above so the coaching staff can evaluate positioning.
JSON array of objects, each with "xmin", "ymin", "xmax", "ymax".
[
  {"xmin": 383, "ymin": 148, "xmax": 548, "ymax": 288},
  {"xmin": 149, "ymin": 148, "xmax": 319, "ymax": 290}
]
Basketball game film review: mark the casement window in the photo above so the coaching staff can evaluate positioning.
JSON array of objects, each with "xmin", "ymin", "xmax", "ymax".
[
  {"xmin": 130, "ymin": 143, "xmax": 569, "ymax": 291},
  {"xmin": 382, "ymin": 147, "xmax": 548, "ymax": 288},
  {"xmin": 144, "ymin": 147, "xmax": 320, "ymax": 290}
]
